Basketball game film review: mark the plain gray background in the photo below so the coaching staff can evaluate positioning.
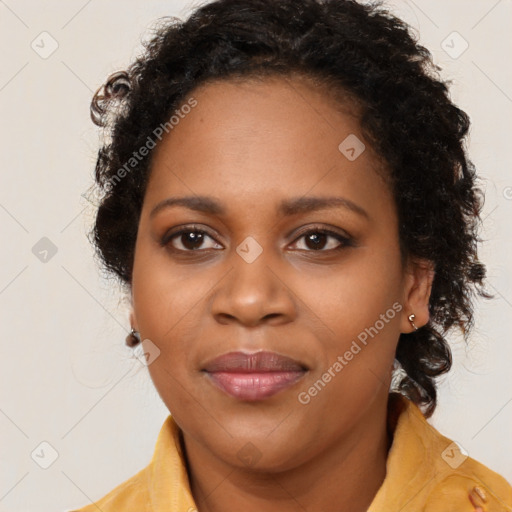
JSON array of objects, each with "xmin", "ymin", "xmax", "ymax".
[{"xmin": 0, "ymin": 1, "xmax": 511, "ymax": 510}]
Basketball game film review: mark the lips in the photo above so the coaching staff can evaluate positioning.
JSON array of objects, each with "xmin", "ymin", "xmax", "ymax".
[{"xmin": 202, "ymin": 351, "xmax": 307, "ymax": 401}]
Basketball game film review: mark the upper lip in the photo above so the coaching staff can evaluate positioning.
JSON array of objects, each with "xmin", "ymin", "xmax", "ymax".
[{"xmin": 202, "ymin": 351, "xmax": 308, "ymax": 373}]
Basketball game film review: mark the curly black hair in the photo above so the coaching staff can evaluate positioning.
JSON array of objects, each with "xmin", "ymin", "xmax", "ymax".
[{"xmin": 87, "ymin": 0, "xmax": 491, "ymax": 418}]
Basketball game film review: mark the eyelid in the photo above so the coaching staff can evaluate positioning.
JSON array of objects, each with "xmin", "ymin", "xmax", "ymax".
[{"xmin": 290, "ymin": 224, "xmax": 353, "ymax": 242}]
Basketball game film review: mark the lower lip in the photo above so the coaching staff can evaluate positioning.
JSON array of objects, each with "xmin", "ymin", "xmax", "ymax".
[{"xmin": 205, "ymin": 371, "xmax": 306, "ymax": 401}]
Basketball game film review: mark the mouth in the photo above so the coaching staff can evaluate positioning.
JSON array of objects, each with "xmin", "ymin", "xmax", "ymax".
[{"xmin": 202, "ymin": 350, "xmax": 308, "ymax": 401}]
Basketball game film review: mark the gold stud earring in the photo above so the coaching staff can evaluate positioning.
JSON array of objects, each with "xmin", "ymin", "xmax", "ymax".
[{"xmin": 408, "ymin": 314, "xmax": 419, "ymax": 331}]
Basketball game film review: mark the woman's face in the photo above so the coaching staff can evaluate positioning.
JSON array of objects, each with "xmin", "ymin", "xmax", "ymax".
[{"xmin": 131, "ymin": 75, "xmax": 432, "ymax": 472}]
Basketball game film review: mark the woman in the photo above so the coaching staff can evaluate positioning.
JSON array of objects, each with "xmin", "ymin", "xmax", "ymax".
[{"xmin": 72, "ymin": 0, "xmax": 512, "ymax": 510}]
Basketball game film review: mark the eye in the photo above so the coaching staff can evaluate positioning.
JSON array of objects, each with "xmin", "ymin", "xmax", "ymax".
[
  {"xmin": 161, "ymin": 225, "xmax": 223, "ymax": 252},
  {"xmin": 290, "ymin": 228, "xmax": 353, "ymax": 252},
  {"xmin": 160, "ymin": 225, "xmax": 353, "ymax": 254}
]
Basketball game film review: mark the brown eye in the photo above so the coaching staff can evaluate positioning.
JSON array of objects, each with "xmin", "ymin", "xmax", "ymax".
[
  {"xmin": 161, "ymin": 226, "xmax": 223, "ymax": 252},
  {"xmin": 291, "ymin": 229, "xmax": 352, "ymax": 252},
  {"xmin": 175, "ymin": 231, "xmax": 206, "ymax": 250}
]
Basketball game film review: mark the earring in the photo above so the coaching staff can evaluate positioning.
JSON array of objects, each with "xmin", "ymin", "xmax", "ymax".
[
  {"xmin": 126, "ymin": 328, "xmax": 141, "ymax": 347},
  {"xmin": 408, "ymin": 314, "xmax": 419, "ymax": 331}
]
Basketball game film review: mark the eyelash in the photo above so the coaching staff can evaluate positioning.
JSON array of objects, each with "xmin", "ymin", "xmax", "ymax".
[{"xmin": 160, "ymin": 224, "xmax": 353, "ymax": 254}]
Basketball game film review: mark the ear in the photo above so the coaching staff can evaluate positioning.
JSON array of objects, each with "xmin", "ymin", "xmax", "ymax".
[
  {"xmin": 128, "ymin": 294, "xmax": 138, "ymax": 331},
  {"xmin": 129, "ymin": 309, "xmax": 137, "ymax": 329},
  {"xmin": 400, "ymin": 257, "xmax": 435, "ymax": 333}
]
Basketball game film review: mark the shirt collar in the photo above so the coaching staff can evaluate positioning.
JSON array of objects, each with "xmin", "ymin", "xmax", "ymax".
[
  {"xmin": 145, "ymin": 393, "xmax": 458, "ymax": 511},
  {"xmin": 147, "ymin": 414, "xmax": 196, "ymax": 511},
  {"xmin": 369, "ymin": 392, "xmax": 437, "ymax": 510}
]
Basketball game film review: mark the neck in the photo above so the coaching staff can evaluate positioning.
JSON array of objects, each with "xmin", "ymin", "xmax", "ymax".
[{"xmin": 181, "ymin": 392, "xmax": 393, "ymax": 512}]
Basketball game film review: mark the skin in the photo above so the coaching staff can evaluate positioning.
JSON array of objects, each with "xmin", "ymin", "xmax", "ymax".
[{"xmin": 130, "ymin": 74, "xmax": 434, "ymax": 512}]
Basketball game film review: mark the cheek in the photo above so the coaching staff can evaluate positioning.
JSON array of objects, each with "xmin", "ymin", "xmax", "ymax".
[
  {"xmin": 294, "ymin": 251, "xmax": 402, "ymax": 342},
  {"xmin": 146, "ymin": 354, "xmax": 195, "ymax": 410},
  {"xmin": 131, "ymin": 259, "xmax": 201, "ymax": 414},
  {"xmin": 295, "ymin": 292, "xmax": 401, "ymax": 434},
  {"xmin": 291, "ymin": 248, "xmax": 403, "ymax": 408},
  {"xmin": 132, "ymin": 242, "xmax": 208, "ymax": 340}
]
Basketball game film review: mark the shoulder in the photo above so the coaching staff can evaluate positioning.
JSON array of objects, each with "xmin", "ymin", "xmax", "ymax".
[
  {"xmin": 68, "ymin": 465, "xmax": 150, "ymax": 512},
  {"xmin": 408, "ymin": 398, "xmax": 512, "ymax": 511},
  {"xmin": 67, "ymin": 414, "xmax": 193, "ymax": 512},
  {"xmin": 371, "ymin": 394, "xmax": 512, "ymax": 512},
  {"xmin": 423, "ymin": 446, "xmax": 512, "ymax": 512}
]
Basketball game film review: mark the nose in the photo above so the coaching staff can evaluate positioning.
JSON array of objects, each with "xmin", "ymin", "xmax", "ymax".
[{"xmin": 210, "ymin": 245, "xmax": 296, "ymax": 328}]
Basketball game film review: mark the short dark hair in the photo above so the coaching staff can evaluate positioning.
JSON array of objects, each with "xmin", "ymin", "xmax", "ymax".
[{"xmin": 88, "ymin": 0, "xmax": 491, "ymax": 417}]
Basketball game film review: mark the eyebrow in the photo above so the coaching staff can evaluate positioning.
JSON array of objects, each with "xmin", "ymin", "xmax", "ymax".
[{"xmin": 149, "ymin": 195, "xmax": 369, "ymax": 220}]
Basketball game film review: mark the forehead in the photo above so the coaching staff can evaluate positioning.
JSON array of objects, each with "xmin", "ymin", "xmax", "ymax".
[{"xmin": 144, "ymin": 75, "xmax": 392, "ymax": 220}]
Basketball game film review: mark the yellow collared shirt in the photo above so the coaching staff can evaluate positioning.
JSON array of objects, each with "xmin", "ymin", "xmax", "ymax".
[{"xmin": 71, "ymin": 395, "xmax": 512, "ymax": 511}]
